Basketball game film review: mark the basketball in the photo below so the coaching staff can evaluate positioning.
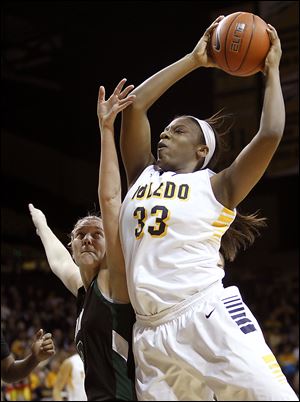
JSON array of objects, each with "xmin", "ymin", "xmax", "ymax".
[{"xmin": 209, "ymin": 12, "xmax": 271, "ymax": 76}]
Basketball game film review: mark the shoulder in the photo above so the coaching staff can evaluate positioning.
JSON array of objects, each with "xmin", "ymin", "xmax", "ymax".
[
  {"xmin": 186, "ymin": 168, "xmax": 215, "ymax": 183},
  {"xmin": 193, "ymin": 167, "xmax": 216, "ymax": 177},
  {"xmin": 206, "ymin": 168, "xmax": 216, "ymax": 177}
]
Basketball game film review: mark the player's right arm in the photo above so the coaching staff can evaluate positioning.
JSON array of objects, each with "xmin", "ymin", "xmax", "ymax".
[
  {"xmin": 52, "ymin": 358, "xmax": 72, "ymax": 401},
  {"xmin": 1, "ymin": 329, "xmax": 55, "ymax": 383},
  {"xmin": 120, "ymin": 16, "xmax": 224, "ymax": 188},
  {"xmin": 28, "ymin": 203, "xmax": 82, "ymax": 297}
]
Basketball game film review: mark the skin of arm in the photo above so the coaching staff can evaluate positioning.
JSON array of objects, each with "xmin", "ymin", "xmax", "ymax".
[
  {"xmin": 28, "ymin": 203, "xmax": 82, "ymax": 296},
  {"xmin": 211, "ymin": 24, "xmax": 284, "ymax": 209},
  {"xmin": 120, "ymin": 16, "xmax": 225, "ymax": 188},
  {"xmin": 52, "ymin": 358, "xmax": 72, "ymax": 401},
  {"xmin": 97, "ymin": 79, "xmax": 136, "ymax": 302},
  {"xmin": 1, "ymin": 329, "xmax": 55, "ymax": 383}
]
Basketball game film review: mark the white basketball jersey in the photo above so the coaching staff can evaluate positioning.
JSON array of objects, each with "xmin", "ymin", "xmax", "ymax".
[
  {"xmin": 119, "ymin": 165, "xmax": 236, "ymax": 315},
  {"xmin": 67, "ymin": 353, "xmax": 87, "ymax": 401}
]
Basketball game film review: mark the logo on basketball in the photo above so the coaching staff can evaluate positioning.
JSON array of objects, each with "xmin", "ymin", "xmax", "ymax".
[{"xmin": 230, "ymin": 23, "xmax": 246, "ymax": 52}]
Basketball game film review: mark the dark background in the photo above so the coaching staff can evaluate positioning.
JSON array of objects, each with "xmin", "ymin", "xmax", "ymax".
[{"xmin": 2, "ymin": 1, "xmax": 299, "ymax": 276}]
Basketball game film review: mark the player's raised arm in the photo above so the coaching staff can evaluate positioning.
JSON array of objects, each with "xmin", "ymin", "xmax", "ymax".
[
  {"xmin": 29, "ymin": 203, "xmax": 82, "ymax": 296},
  {"xmin": 120, "ymin": 16, "xmax": 224, "ymax": 188},
  {"xmin": 97, "ymin": 78, "xmax": 135, "ymax": 302},
  {"xmin": 212, "ymin": 25, "xmax": 284, "ymax": 209}
]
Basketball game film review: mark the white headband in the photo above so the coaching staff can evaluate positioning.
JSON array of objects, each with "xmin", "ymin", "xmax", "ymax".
[{"xmin": 191, "ymin": 117, "xmax": 216, "ymax": 169}]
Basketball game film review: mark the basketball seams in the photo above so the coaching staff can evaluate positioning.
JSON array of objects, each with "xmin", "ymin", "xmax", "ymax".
[{"xmin": 237, "ymin": 15, "xmax": 269, "ymax": 76}]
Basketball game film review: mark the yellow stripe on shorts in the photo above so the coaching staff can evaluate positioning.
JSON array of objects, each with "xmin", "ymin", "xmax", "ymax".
[{"xmin": 262, "ymin": 354, "xmax": 287, "ymax": 383}]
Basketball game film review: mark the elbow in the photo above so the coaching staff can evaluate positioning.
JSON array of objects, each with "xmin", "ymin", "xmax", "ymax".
[
  {"xmin": 260, "ymin": 117, "xmax": 285, "ymax": 140},
  {"xmin": 99, "ymin": 192, "xmax": 121, "ymax": 207},
  {"xmin": 122, "ymin": 97, "xmax": 147, "ymax": 114},
  {"xmin": 272, "ymin": 130, "xmax": 284, "ymax": 140},
  {"xmin": 260, "ymin": 127, "xmax": 284, "ymax": 141}
]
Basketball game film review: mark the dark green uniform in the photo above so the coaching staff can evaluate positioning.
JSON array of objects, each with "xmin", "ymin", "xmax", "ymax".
[{"xmin": 75, "ymin": 278, "xmax": 136, "ymax": 401}]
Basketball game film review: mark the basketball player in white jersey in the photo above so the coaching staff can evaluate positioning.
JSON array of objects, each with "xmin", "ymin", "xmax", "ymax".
[
  {"xmin": 116, "ymin": 15, "xmax": 298, "ymax": 401},
  {"xmin": 53, "ymin": 350, "xmax": 87, "ymax": 401}
]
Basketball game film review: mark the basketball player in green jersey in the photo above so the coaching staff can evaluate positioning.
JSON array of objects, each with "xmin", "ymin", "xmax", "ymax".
[{"xmin": 29, "ymin": 79, "xmax": 137, "ymax": 401}]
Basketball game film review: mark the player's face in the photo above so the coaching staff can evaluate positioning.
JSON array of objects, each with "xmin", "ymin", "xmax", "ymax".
[
  {"xmin": 157, "ymin": 117, "xmax": 203, "ymax": 172},
  {"xmin": 71, "ymin": 219, "xmax": 106, "ymax": 268}
]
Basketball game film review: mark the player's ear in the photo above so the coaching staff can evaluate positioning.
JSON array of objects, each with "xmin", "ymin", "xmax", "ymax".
[{"xmin": 196, "ymin": 145, "xmax": 208, "ymax": 160}]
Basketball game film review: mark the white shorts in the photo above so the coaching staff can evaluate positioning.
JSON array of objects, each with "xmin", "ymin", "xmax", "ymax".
[{"xmin": 133, "ymin": 282, "xmax": 298, "ymax": 401}]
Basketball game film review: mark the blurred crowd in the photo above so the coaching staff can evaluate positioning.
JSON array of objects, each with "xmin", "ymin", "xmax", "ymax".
[
  {"xmin": 1, "ymin": 246, "xmax": 299, "ymax": 401},
  {"xmin": 1, "ymin": 270, "xmax": 76, "ymax": 401}
]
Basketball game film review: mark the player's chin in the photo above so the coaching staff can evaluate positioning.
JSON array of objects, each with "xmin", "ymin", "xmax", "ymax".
[
  {"xmin": 156, "ymin": 159, "xmax": 167, "ymax": 171},
  {"xmin": 80, "ymin": 253, "xmax": 98, "ymax": 266},
  {"xmin": 157, "ymin": 154, "xmax": 171, "ymax": 171}
]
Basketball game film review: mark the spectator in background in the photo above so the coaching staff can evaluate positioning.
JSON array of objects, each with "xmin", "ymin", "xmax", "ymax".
[
  {"xmin": 53, "ymin": 344, "xmax": 86, "ymax": 401},
  {"xmin": 278, "ymin": 343, "xmax": 299, "ymax": 386}
]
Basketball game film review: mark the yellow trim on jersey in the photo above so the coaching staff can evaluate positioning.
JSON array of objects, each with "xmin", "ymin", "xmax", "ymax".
[
  {"xmin": 217, "ymin": 214, "xmax": 233, "ymax": 223},
  {"xmin": 269, "ymin": 363, "xmax": 280, "ymax": 369},
  {"xmin": 212, "ymin": 221, "xmax": 227, "ymax": 227},
  {"xmin": 222, "ymin": 206, "xmax": 235, "ymax": 216},
  {"xmin": 213, "ymin": 233, "xmax": 222, "ymax": 238},
  {"xmin": 263, "ymin": 354, "xmax": 276, "ymax": 364},
  {"xmin": 212, "ymin": 208, "xmax": 235, "ymax": 239},
  {"xmin": 262, "ymin": 354, "xmax": 286, "ymax": 383}
]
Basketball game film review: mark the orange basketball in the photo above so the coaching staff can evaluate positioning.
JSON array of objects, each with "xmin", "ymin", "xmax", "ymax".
[{"xmin": 209, "ymin": 12, "xmax": 271, "ymax": 76}]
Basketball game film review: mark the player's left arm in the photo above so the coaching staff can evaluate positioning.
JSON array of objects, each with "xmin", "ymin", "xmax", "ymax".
[
  {"xmin": 212, "ymin": 25, "xmax": 284, "ymax": 209},
  {"xmin": 97, "ymin": 79, "xmax": 135, "ymax": 303}
]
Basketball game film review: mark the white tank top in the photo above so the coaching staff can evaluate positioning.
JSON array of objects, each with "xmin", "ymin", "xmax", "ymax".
[
  {"xmin": 119, "ymin": 165, "xmax": 236, "ymax": 315},
  {"xmin": 67, "ymin": 353, "xmax": 87, "ymax": 401}
]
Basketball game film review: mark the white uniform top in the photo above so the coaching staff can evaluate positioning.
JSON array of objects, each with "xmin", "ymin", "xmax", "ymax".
[
  {"xmin": 119, "ymin": 165, "xmax": 236, "ymax": 316},
  {"xmin": 66, "ymin": 353, "xmax": 87, "ymax": 401}
]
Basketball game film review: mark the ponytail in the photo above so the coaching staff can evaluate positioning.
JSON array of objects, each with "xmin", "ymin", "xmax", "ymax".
[{"xmin": 221, "ymin": 210, "xmax": 267, "ymax": 262}]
